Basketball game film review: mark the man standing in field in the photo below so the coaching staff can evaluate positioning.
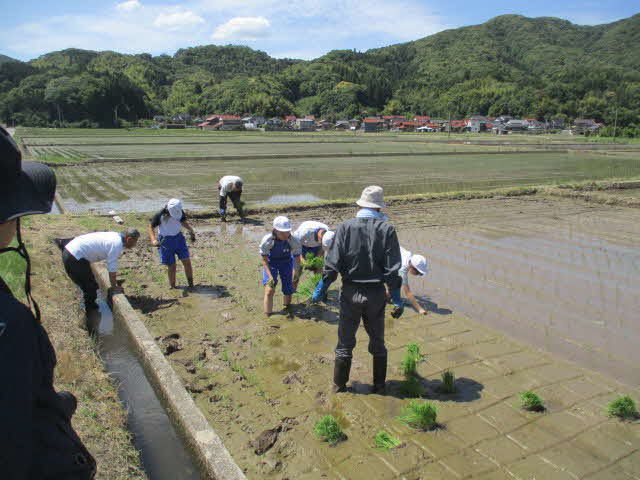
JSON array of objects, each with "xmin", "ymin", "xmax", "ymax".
[
  {"xmin": 218, "ymin": 175, "xmax": 244, "ymax": 221},
  {"xmin": 312, "ymin": 186, "xmax": 404, "ymax": 394},
  {"xmin": 57, "ymin": 229, "xmax": 140, "ymax": 311}
]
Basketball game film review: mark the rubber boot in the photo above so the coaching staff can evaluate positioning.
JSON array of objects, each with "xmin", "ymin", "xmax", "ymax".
[
  {"xmin": 333, "ymin": 358, "xmax": 351, "ymax": 393},
  {"xmin": 371, "ymin": 355, "xmax": 387, "ymax": 394}
]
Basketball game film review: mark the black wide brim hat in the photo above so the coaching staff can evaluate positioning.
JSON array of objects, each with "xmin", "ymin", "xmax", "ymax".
[{"xmin": 1, "ymin": 126, "xmax": 56, "ymax": 222}]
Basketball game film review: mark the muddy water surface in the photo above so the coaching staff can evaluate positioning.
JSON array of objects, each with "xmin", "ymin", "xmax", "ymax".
[{"xmin": 117, "ymin": 197, "xmax": 640, "ymax": 479}]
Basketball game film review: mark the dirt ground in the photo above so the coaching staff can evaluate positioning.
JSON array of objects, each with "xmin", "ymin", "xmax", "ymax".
[{"xmin": 46, "ymin": 193, "xmax": 634, "ymax": 480}]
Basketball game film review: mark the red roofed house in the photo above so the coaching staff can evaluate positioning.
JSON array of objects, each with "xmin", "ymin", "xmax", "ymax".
[
  {"xmin": 397, "ymin": 121, "xmax": 423, "ymax": 132},
  {"xmin": 362, "ymin": 117, "xmax": 382, "ymax": 133},
  {"xmin": 198, "ymin": 115, "xmax": 243, "ymax": 130},
  {"xmin": 414, "ymin": 115, "xmax": 430, "ymax": 124}
]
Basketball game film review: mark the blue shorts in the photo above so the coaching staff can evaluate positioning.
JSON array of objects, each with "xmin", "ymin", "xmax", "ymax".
[
  {"xmin": 158, "ymin": 233, "xmax": 189, "ymax": 266},
  {"xmin": 262, "ymin": 259, "xmax": 294, "ymax": 295},
  {"xmin": 301, "ymin": 245, "xmax": 321, "ymax": 258}
]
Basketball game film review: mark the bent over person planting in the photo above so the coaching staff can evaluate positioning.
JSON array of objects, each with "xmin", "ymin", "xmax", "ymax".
[
  {"xmin": 218, "ymin": 175, "xmax": 244, "ymax": 221},
  {"xmin": 312, "ymin": 185, "xmax": 404, "ymax": 394},
  {"xmin": 260, "ymin": 216, "xmax": 302, "ymax": 316}
]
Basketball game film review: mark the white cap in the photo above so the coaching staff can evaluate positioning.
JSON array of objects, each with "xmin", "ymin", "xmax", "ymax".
[
  {"xmin": 322, "ymin": 230, "xmax": 335, "ymax": 249},
  {"xmin": 410, "ymin": 254, "xmax": 428, "ymax": 275},
  {"xmin": 356, "ymin": 185, "xmax": 385, "ymax": 209},
  {"xmin": 273, "ymin": 216, "xmax": 292, "ymax": 232},
  {"xmin": 167, "ymin": 198, "xmax": 183, "ymax": 220}
]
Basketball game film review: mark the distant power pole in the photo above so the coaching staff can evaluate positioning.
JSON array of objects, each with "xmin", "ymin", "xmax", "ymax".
[{"xmin": 448, "ymin": 109, "xmax": 452, "ymax": 138}]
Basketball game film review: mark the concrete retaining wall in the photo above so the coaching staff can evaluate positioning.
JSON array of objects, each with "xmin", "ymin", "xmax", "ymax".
[{"xmin": 92, "ymin": 264, "xmax": 246, "ymax": 480}]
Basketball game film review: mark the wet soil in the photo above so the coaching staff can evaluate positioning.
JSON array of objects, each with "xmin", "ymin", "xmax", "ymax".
[{"xmin": 113, "ymin": 195, "xmax": 640, "ymax": 479}]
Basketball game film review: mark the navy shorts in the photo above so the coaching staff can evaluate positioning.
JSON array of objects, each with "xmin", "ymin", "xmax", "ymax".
[
  {"xmin": 158, "ymin": 233, "xmax": 189, "ymax": 266},
  {"xmin": 262, "ymin": 259, "xmax": 294, "ymax": 295},
  {"xmin": 301, "ymin": 245, "xmax": 322, "ymax": 257}
]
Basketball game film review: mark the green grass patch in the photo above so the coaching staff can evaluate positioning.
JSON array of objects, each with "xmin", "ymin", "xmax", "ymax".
[
  {"xmin": 607, "ymin": 396, "xmax": 639, "ymax": 420},
  {"xmin": 314, "ymin": 415, "xmax": 346, "ymax": 443},
  {"xmin": 0, "ymin": 241, "xmax": 26, "ymax": 298},
  {"xmin": 519, "ymin": 391, "xmax": 545, "ymax": 412},
  {"xmin": 372, "ymin": 430, "xmax": 401, "ymax": 450},
  {"xmin": 398, "ymin": 400, "xmax": 438, "ymax": 431},
  {"xmin": 439, "ymin": 370, "xmax": 457, "ymax": 394}
]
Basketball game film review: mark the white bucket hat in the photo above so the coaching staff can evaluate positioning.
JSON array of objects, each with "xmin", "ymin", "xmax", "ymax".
[
  {"xmin": 167, "ymin": 198, "xmax": 183, "ymax": 220},
  {"xmin": 410, "ymin": 254, "xmax": 428, "ymax": 275},
  {"xmin": 322, "ymin": 230, "xmax": 335, "ymax": 249},
  {"xmin": 273, "ymin": 216, "xmax": 292, "ymax": 232},
  {"xmin": 356, "ymin": 185, "xmax": 385, "ymax": 209}
]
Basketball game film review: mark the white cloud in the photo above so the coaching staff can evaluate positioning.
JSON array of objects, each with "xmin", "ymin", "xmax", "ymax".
[
  {"xmin": 153, "ymin": 9, "xmax": 205, "ymax": 31},
  {"xmin": 116, "ymin": 0, "xmax": 142, "ymax": 12},
  {"xmin": 212, "ymin": 16, "xmax": 270, "ymax": 40}
]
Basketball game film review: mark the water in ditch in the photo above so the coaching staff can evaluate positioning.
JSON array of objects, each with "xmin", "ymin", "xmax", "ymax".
[{"xmin": 92, "ymin": 293, "xmax": 200, "ymax": 480}]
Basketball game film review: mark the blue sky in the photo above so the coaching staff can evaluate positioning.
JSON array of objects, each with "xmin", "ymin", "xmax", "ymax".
[{"xmin": 2, "ymin": 1, "xmax": 637, "ymax": 61}]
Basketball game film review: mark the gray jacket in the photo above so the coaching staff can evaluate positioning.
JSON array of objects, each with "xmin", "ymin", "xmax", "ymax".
[{"xmin": 323, "ymin": 217, "xmax": 401, "ymax": 288}]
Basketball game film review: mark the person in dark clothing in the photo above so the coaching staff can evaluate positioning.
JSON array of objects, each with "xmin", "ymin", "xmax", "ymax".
[
  {"xmin": 0, "ymin": 125, "xmax": 96, "ymax": 479},
  {"xmin": 312, "ymin": 185, "xmax": 404, "ymax": 394},
  {"xmin": 218, "ymin": 175, "xmax": 244, "ymax": 221}
]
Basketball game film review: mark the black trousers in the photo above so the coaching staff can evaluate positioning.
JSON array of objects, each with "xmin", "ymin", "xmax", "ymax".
[
  {"xmin": 62, "ymin": 250, "xmax": 98, "ymax": 308},
  {"xmin": 335, "ymin": 282, "xmax": 387, "ymax": 360},
  {"xmin": 218, "ymin": 188, "xmax": 242, "ymax": 212}
]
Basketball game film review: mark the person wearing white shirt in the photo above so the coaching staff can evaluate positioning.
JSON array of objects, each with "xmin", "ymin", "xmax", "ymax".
[
  {"xmin": 148, "ymin": 198, "xmax": 196, "ymax": 289},
  {"xmin": 60, "ymin": 228, "xmax": 140, "ymax": 310},
  {"xmin": 218, "ymin": 175, "xmax": 244, "ymax": 221},
  {"xmin": 292, "ymin": 220, "xmax": 335, "ymax": 290},
  {"xmin": 389, "ymin": 246, "xmax": 429, "ymax": 315}
]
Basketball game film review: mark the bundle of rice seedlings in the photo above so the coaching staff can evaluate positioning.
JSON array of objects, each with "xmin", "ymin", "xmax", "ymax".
[
  {"xmin": 373, "ymin": 430, "xmax": 401, "ymax": 450},
  {"xmin": 519, "ymin": 391, "xmax": 545, "ymax": 412},
  {"xmin": 607, "ymin": 396, "xmax": 639, "ymax": 420},
  {"xmin": 439, "ymin": 370, "xmax": 456, "ymax": 394},
  {"xmin": 314, "ymin": 415, "xmax": 346, "ymax": 443},
  {"xmin": 302, "ymin": 253, "xmax": 324, "ymax": 271},
  {"xmin": 400, "ymin": 343, "xmax": 424, "ymax": 397},
  {"xmin": 398, "ymin": 401, "xmax": 438, "ymax": 431},
  {"xmin": 296, "ymin": 273, "xmax": 322, "ymax": 299}
]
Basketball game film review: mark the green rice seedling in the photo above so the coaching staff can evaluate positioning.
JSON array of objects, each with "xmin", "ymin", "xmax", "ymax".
[
  {"xmin": 314, "ymin": 415, "xmax": 346, "ymax": 443},
  {"xmin": 296, "ymin": 273, "xmax": 322, "ymax": 299},
  {"xmin": 400, "ymin": 343, "xmax": 424, "ymax": 396},
  {"xmin": 607, "ymin": 396, "xmax": 639, "ymax": 420},
  {"xmin": 373, "ymin": 430, "xmax": 401, "ymax": 450},
  {"xmin": 398, "ymin": 400, "xmax": 438, "ymax": 431},
  {"xmin": 440, "ymin": 370, "xmax": 457, "ymax": 394},
  {"xmin": 302, "ymin": 253, "xmax": 324, "ymax": 271},
  {"xmin": 401, "ymin": 354, "xmax": 418, "ymax": 378},
  {"xmin": 519, "ymin": 391, "xmax": 545, "ymax": 412},
  {"xmin": 407, "ymin": 343, "xmax": 421, "ymax": 360}
]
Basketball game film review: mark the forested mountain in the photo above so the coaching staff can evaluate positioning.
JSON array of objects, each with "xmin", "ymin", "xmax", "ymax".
[
  {"xmin": 0, "ymin": 54, "xmax": 19, "ymax": 65},
  {"xmin": 1, "ymin": 14, "xmax": 638, "ymax": 128}
]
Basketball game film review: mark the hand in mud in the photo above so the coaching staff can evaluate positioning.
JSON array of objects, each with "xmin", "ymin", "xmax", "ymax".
[
  {"xmin": 418, "ymin": 309, "xmax": 428, "ymax": 316},
  {"xmin": 391, "ymin": 305, "xmax": 404, "ymax": 319},
  {"xmin": 267, "ymin": 278, "xmax": 277, "ymax": 289}
]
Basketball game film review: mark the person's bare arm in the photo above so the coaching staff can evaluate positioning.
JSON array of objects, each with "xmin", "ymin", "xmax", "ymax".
[
  {"xmin": 182, "ymin": 220, "xmax": 196, "ymax": 240},
  {"xmin": 403, "ymin": 284, "xmax": 427, "ymax": 315},
  {"xmin": 109, "ymin": 272, "xmax": 123, "ymax": 292},
  {"xmin": 262, "ymin": 256, "xmax": 275, "ymax": 284},
  {"xmin": 148, "ymin": 224, "xmax": 158, "ymax": 246}
]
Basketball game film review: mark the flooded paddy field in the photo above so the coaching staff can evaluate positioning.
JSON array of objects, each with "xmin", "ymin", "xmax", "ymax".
[
  {"xmin": 54, "ymin": 151, "xmax": 640, "ymax": 213},
  {"xmin": 52, "ymin": 195, "xmax": 638, "ymax": 479}
]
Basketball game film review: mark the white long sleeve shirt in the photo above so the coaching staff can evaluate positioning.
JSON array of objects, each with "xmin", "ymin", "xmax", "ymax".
[
  {"xmin": 65, "ymin": 232, "xmax": 124, "ymax": 273},
  {"xmin": 219, "ymin": 176, "xmax": 243, "ymax": 196},
  {"xmin": 398, "ymin": 247, "xmax": 412, "ymax": 285},
  {"xmin": 292, "ymin": 221, "xmax": 329, "ymax": 248}
]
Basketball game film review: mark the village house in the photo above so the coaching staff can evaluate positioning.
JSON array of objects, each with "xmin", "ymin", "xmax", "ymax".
[
  {"xmin": 414, "ymin": 115, "xmax": 430, "ymax": 124},
  {"xmin": 572, "ymin": 118, "xmax": 601, "ymax": 135},
  {"xmin": 504, "ymin": 119, "xmax": 528, "ymax": 132},
  {"xmin": 242, "ymin": 115, "xmax": 266, "ymax": 128},
  {"xmin": 395, "ymin": 121, "xmax": 423, "ymax": 132},
  {"xmin": 295, "ymin": 118, "xmax": 316, "ymax": 131},
  {"xmin": 466, "ymin": 115, "xmax": 489, "ymax": 133},
  {"xmin": 335, "ymin": 120, "xmax": 350, "ymax": 130},
  {"xmin": 362, "ymin": 117, "xmax": 383, "ymax": 133},
  {"xmin": 198, "ymin": 114, "xmax": 243, "ymax": 130}
]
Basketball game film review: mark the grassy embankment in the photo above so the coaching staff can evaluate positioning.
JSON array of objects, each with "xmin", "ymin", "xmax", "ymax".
[{"xmin": 0, "ymin": 218, "xmax": 145, "ymax": 480}]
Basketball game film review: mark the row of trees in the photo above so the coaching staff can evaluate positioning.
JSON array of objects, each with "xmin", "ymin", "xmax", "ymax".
[{"xmin": 1, "ymin": 14, "xmax": 639, "ymax": 131}]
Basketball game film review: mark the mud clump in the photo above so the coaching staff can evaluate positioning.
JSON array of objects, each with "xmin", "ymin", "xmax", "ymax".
[
  {"xmin": 249, "ymin": 417, "xmax": 299, "ymax": 455},
  {"xmin": 157, "ymin": 333, "xmax": 182, "ymax": 355},
  {"xmin": 282, "ymin": 372, "xmax": 304, "ymax": 385}
]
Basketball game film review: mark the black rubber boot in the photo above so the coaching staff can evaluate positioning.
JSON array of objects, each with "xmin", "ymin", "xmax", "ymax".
[
  {"xmin": 333, "ymin": 358, "xmax": 352, "ymax": 393},
  {"xmin": 372, "ymin": 355, "xmax": 387, "ymax": 394}
]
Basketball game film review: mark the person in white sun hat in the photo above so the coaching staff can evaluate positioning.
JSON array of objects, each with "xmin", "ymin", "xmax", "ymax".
[
  {"xmin": 388, "ymin": 246, "xmax": 430, "ymax": 315},
  {"xmin": 259, "ymin": 216, "xmax": 302, "ymax": 316},
  {"xmin": 148, "ymin": 198, "xmax": 196, "ymax": 289}
]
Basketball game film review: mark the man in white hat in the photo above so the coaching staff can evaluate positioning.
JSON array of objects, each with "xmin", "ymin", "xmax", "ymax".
[
  {"xmin": 312, "ymin": 185, "xmax": 404, "ymax": 394},
  {"xmin": 391, "ymin": 247, "xmax": 429, "ymax": 315},
  {"xmin": 148, "ymin": 198, "xmax": 196, "ymax": 289},
  {"xmin": 218, "ymin": 175, "xmax": 244, "ymax": 221}
]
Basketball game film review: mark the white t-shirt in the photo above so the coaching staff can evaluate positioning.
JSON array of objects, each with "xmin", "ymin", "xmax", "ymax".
[
  {"xmin": 398, "ymin": 247, "xmax": 412, "ymax": 285},
  {"xmin": 292, "ymin": 221, "xmax": 329, "ymax": 248},
  {"xmin": 65, "ymin": 232, "xmax": 124, "ymax": 273},
  {"xmin": 219, "ymin": 175, "xmax": 243, "ymax": 196},
  {"xmin": 150, "ymin": 210, "xmax": 186, "ymax": 237}
]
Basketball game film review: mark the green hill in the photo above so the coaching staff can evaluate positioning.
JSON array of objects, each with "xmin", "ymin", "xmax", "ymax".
[
  {"xmin": 0, "ymin": 54, "xmax": 19, "ymax": 65},
  {"xmin": 1, "ymin": 14, "xmax": 638, "ymax": 130}
]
